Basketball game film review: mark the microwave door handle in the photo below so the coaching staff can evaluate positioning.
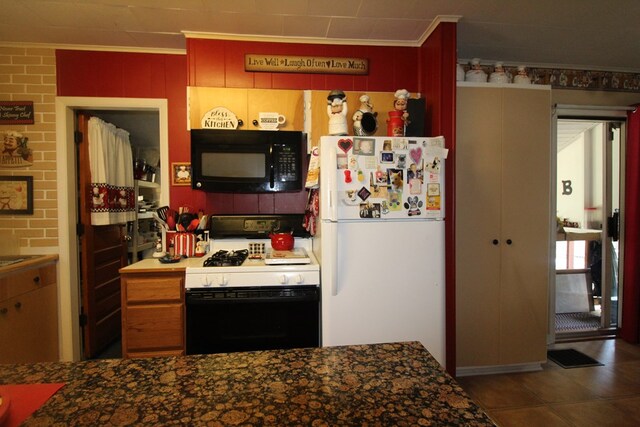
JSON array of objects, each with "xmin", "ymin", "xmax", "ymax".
[{"xmin": 269, "ymin": 143, "xmax": 275, "ymax": 189}]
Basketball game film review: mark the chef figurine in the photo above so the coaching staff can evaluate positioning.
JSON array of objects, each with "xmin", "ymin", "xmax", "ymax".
[
  {"xmin": 489, "ymin": 61, "xmax": 509, "ymax": 84},
  {"xmin": 513, "ymin": 65, "xmax": 532, "ymax": 84},
  {"xmin": 394, "ymin": 89, "xmax": 411, "ymax": 128},
  {"xmin": 465, "ymin": 58, "xmax": 487, "ymax": 82},
  {"xmin": 352, "ymin": 94, "xmax": 374, "ymax": 136},
  {"xmin": 327, "ymin": 90, "xmax": 348, "ymax": 136}
]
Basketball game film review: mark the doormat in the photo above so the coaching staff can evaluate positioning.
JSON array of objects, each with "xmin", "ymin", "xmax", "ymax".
[{"xmin": 547, "ymin": 349, "xmax": 603, "ymax": 369}]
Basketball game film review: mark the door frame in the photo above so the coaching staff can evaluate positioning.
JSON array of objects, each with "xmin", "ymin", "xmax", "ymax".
[
  {"xmin": 55, "ymin": 97, "xmax": 169, "ymax": 361},
  {"xmin": 549, "ymin": 105, "xmax": 631, "ymax": 344}
]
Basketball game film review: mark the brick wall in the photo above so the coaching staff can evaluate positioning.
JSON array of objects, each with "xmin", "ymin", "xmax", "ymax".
[{"xmin": 0, "ymin": 45, "xmax": 58, "ymax": 252}]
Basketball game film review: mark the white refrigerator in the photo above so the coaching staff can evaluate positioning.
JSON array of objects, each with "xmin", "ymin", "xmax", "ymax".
[{"xmin": 315, "ymin": 135, "xmax": 447, "ymax": 365}]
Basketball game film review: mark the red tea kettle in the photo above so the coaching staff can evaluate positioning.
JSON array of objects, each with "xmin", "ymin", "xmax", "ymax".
[{"xmin": 269, "ymin": 230, "xmax": 294, "ymax": 251}]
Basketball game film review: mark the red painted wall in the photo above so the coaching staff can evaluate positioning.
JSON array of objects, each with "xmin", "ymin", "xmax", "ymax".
[
  {"xmin": 418, "ymin": 23, "xmax": 458, "ymax": 376},
  {"xmin": 55, "ymin": 50, "xmax": 201, "ymax": 210},
  {"xmin": 187, "ymin": 38, "xmax": 421, "ymax": 214},
  {"xmin": 56, "ymin": 41, "xmax": 422, "ymax": 215},
  {"xmin": 622, "ymin": 108, "xmax": 640, "ymax": 343},
  {"xmin": 187, "ymin": 39, "xmax": 419, "ymax": 92}
]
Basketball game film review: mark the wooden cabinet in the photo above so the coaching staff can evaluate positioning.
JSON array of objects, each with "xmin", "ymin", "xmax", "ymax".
[
  {"xmin": 121, "ymin": 271, "xmax": 185, "ymax": 358},
  {"xmin": 0, "ymin": 261, "xmax": 59, "ymax": 364},
  {"xmin": 188, "ymin": 87, "xmax": 304, "ymax": 131},
  {"xmin": 455, "ymin": 84, "xmax": 551, "ymax": 372}
]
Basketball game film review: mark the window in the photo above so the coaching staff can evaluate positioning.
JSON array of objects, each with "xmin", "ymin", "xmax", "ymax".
[{"xmin": 556, "ymin": 240, "xmax": 586, "ymax": 270}]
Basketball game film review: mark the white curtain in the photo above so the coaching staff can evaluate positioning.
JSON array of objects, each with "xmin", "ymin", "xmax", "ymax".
[{"xmin": 88, "ymin": 117, "xmax": 135, "ymax": 225}]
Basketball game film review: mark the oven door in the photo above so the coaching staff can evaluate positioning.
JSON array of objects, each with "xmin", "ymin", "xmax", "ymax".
[{"xmin": 186, "ymin": 286, "xmax": 319, "ymax": 355}]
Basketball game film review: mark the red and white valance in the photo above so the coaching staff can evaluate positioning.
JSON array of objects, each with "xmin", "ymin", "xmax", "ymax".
[{"xmin": 88, "ymin": 117, "xmax": 135, "ymax": 225}]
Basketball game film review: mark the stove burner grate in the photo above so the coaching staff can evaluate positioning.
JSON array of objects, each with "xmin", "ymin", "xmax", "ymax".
[{"xmin": 203, "ymin": 249, "xmax": 249, "ymax": 267}]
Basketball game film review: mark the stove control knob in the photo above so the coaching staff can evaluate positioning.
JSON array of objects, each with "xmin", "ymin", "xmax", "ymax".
[
  {"xmin": 280, "ymin": 275, "xmax": 288, "ymax": 284},
  {"xmin": 295, "ymin": 274, "xmax": 304, "ymax": 284},
  {"xmin": 203, "ymin": 276, "xmax": 213, "ymax": 288},
  {"xmin": 220, "ymin": 275, "xmax": 228, "ymax": 286}
]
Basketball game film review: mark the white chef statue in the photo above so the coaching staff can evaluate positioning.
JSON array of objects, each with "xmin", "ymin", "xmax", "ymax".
[
  {"xmin": 352, "ymin": 94, "xmax": 374, "ymax": 136},
  {"xmin": 327, "ymin": 90, "xmax": 348, "ymax": 136},
  {"xmin": 394, "ymin": 89, "xmax": 410, "ymax": 126}
]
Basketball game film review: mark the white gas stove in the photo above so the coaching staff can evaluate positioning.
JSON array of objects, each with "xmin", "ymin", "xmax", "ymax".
[
  {"xmin": 184, "ymin": 215, "xmax": 319, "ymax": 290},
  {"xmin": 184, "ymin": 215, "xmax": 320, "ymax": 355}
]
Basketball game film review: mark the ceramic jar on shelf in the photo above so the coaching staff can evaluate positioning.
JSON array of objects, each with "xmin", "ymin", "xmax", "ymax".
[
  {"xmin": 465, "ymin": 58, "xmax": 487, "ymax": 82},
  {"xmin": 456, "ymin": 63, "xmax": 466, "ymax": 81},
  {"xmin": 513, "ymin": 65, "xmax": 532, "ymax": 84},
  {"xmin": 489, "ymin": 62, "xmax": 510, "ymax": 84}
]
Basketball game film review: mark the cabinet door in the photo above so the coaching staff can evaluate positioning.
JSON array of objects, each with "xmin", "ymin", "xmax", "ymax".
[
  {"xmin": 124, "ymin": 303, "xmax": 183, "ymax": 354},
  {"xmin": 499, "ymin": 88, "xmax": 550, "ymax": 364},
  {"xmin": 0, "ymin": 283, "xmax": 58, "ymax": 364},
  {"xmin": 0, "ymin": 264, "xmax": 56, "ymax": 301},
  {"xmin": 455, "ymin": 86, "xmax": 503, "ymax": 367},
  {"xmin": 188, "ymin": 87, "xmax": 248, "ymax": 129},
  {"xmin": 121, "ymin": 272, "xmax": 185, "ymax": 358}
]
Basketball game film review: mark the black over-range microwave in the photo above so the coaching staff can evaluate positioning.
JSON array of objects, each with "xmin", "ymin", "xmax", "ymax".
[{"xmin": 190, "ymin": 129, "xmax": 305, "ymax": 193}]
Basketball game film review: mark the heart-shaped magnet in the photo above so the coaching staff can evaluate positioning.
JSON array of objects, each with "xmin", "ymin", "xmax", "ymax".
[
  {"xmin": 338, "ymin": 138, "xmax": 353, "ymax": 153},
  {"xmin": 410, "ymin": 147, "xmax": 422, "ymax": 164}
]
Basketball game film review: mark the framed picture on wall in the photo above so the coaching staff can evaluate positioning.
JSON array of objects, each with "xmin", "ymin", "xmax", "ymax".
[
  {"xmin": 171, "ymin": 162, "xmax": 192, "ymax": 186},
  {"xmin": 0, "ymin": 175, "xmax": 33, "ymax": 215}
]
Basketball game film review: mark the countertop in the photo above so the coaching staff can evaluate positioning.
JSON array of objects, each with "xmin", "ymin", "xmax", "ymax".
[
  {"xmin": 0, "ymin": 342, "xmax": 495, "ymax": 426},
  {"xmin": 0, "ymin": 254, "xmax": 58, "ymax": 278}
]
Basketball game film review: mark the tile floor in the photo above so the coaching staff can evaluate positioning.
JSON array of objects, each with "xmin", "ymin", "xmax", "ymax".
[{"xmin": 457, "ymin": 339, "xmax": 640, "ymax": 427}]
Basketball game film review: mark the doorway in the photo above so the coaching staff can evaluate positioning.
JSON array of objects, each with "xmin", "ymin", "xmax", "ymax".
[
  {"xmin": 554, "ymin": 114, "xmax": 625, "ymax": 340},
  {"xmin": 55, "ymin": 97, "xmax": 169, "ymax": 361}
]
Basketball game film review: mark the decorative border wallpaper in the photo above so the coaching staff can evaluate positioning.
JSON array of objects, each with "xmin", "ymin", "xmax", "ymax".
[{"xmin": 460, "ymin": 64, "xmax": 640, "ymax": 92}]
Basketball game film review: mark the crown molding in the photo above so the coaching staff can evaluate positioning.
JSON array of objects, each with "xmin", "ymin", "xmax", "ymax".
[
  {"xmin": 0, "ymin": 41, "xmax": 185, "ymax": 55},
  {"xmin": 184, "ymin": 15, "xmax": 462, "ymax": 48},
  {"xmin": 417, "ymin": 15, "xmax": 462, "ymax": 46},
  {"xmin": 183, "ymin": 30, "xmax": 423, "ymax": 47}
]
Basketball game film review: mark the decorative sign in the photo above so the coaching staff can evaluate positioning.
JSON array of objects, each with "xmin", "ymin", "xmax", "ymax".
[
  {"xmin": 201, "ymin": 107, "xmax": 239, "ymax": 129},
  {"xmin": 0, "ymin": 101, "xmax": 34, "ymax": 124},
  {"xmin": 0, "ymin": 176, "xmax": 34, "ymax": 215},
  {"xmin": 1, "ymin": 130, "xmax": 33, "ymax": 168},
  {"xmin": 245, "ymin": 54, "xmax": 368, "ymax": 75}
]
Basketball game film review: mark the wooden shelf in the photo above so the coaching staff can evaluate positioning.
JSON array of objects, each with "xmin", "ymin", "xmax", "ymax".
[
  {"xmin": 128, "ymin": 241, "xmax": 155, "ymax": 254},
  {"xmin": 136, "ymin": 180, "xmax": 160, "ymax": 189}
]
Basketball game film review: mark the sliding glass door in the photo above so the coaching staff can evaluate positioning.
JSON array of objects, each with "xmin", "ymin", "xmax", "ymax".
[{"xmin": 554, "ymin": 116, "xmax": 624, "ymax": 338}]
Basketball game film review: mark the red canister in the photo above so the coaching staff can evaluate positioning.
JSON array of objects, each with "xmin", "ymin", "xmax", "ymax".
[
  {"xmin": 175, "ymin": 232, "xmax": 196, "ymax": 257},
  {"xmin": 387, "ymin": 110, "xmax": 405, "ymax": 137}
]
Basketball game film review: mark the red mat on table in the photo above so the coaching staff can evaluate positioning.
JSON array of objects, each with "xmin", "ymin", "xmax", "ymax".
[{"xmin": 0, "ymin": 383, "xmax": 65, "ymax": 427}]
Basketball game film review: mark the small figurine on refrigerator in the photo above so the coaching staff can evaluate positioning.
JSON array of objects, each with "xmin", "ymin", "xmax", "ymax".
[
  {"xmin": 387, "ymin": 89, "xmax": 410, "ymax": 137},
  {"xmin": 327, "ymin": 90, "xmax": 348, "ymax": 136},
  {"xmin": 352, "ymin": 94, "xmax": 377, "ymax": 136},
  {"xmin": 393, "ymin": 89, "xmax": 410, "ymax": 124}
]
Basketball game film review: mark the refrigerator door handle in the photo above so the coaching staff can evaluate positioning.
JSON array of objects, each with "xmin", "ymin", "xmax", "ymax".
[
  {"xmin": 327, "ymin": 221, "xmax": 339, "ymax": 296},
  {"xmin": 320, "ymin": 137, "xmax": 338, "ymax": 221}
]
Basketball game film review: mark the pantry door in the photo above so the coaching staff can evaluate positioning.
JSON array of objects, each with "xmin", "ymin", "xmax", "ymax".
[{"xmin": 76, "ymin": 112, "xmax": 127, "ymax": 358}]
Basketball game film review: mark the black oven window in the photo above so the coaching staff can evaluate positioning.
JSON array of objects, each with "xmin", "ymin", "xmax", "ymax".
[{"xmin": 186, "ymin": 286, "xmax": 319, "ymax": 355}]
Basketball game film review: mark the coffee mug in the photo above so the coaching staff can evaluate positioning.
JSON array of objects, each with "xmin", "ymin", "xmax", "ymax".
[{"xmin": 259, "ymin": 112, "xmax": 286, "ymax": 130}]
